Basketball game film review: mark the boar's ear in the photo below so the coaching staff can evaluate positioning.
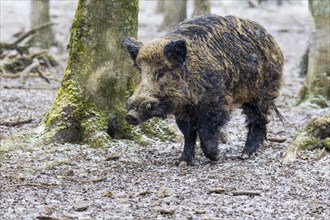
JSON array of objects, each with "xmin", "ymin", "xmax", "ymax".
[
  {"xmin": 123, "ymin": 38, "xmax": 141, "ymax": 62},
  {"xmin": 163, "ymin": 39, "xmax": 187, "ymax": 67}
]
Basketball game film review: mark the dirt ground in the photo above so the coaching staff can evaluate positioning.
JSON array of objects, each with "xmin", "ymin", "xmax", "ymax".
[{"xmin": 1, "ymin": 1, "xmax": 329, "ymax": 219}]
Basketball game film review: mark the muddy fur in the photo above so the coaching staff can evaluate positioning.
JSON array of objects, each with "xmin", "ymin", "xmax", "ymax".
[{"xmin": 124, "ymin": 14, "xmax": 284, "ymax": 164}]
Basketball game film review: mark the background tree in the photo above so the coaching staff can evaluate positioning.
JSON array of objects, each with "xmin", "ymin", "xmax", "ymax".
[
  {"xmin": 299, "ymin": 0, "xmax": 330, "ymax": 107},
  {"xmin": 284, "ymin": 0, "xmax": 330, "ymax": 163},
  {"xmin": 192, "ymin": 0, "xmax": 211, "ymax": 17},
  {"xmin": 161, "ymin": 0, "xmax": 187, "ymax": 29},
  {"xmin": 42, "ymin": 0, "xmax": 139, "ymax": 147},
  {"xmin": 28, "ymin": 0, "xmax": 57, "ymax": 48}
]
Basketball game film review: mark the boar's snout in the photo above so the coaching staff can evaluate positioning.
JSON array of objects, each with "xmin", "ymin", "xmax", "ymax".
[
  {"xmin": 125, "ymin": 110, "xmax": 140, "ymax": 126},
  {"xmin": 125, "ymin": 110, "xmax": 140, "ymax": 125}
]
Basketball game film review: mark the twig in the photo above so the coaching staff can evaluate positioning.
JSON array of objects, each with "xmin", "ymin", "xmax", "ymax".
[
  {"xmin": 59, "ymin": 176, "xmax": 107, "ymax": 183},
  {"xmin": 232, "ymin": 190, "xmax": 261, "ymax": 196},
  {"xmin": 0, "ymin": 118, "xmax": 34, "ymax": 127},
  {"xmin": 4, "ymin": 182, "xmax": 64, "ymax": 189}
]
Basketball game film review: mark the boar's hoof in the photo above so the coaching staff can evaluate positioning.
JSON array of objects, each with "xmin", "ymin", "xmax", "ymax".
[
  {"xmin": 175, "ymin": 157, "xmax": 195, "ymax": 166},
  {"xmin": 239, "ymin": 152, "xmax": 251, "ymax": 160},
  {"xmin": 125, "ymin": 111, "xmax": 140, "ymax": 126}
]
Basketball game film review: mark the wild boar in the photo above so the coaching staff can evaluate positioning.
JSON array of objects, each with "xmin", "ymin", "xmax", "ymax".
[{"xmin": 124, "ymin": 14, "xmax": 284, "ymax": 164}]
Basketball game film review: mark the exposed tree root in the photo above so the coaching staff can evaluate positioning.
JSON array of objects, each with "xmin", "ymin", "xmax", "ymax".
[{"xmin": 283, "ymin": 116, "xmax": 330, "ymax": 163}]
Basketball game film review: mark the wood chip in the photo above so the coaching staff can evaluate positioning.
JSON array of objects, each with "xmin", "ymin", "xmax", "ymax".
[
  {"xmin": 194, "ymin": 209, "xmax": 206, "ymax": 214},
  {"xmin": 232, "ymin": 190, "xmax": 261, "ymax": 196},
  {"xmin": 209, "ymin": 187, "xmax": 226, "ymax": 194},
  {"xmin": 159, "ymin": 209, "xmax": 175, "ymax": 215},
  {"xmin": 268, "ymin": 137, "xmax": 287, "ymax": 143}
]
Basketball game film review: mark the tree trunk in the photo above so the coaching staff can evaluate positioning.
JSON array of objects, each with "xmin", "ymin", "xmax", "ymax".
[
  {"xmin": 192, "ymin": 0, "xmax": 210, "ymax": 17},
  {"xmin": 299, "ymin": 0, "xmax": 330, "ymax": 107},
  {"xmin": 42, "ymin": 0, "xmax": 139, "ymax": 147},
  {"xmin": 156, "ymin": 0, "xmax": 165, "ymax": 13},
  {"xmin": 28, "ymin": 0, "xmax": 57, "ymax": 48},
  {"xmin": 161, "ymin": 0, "xmax": 187, "ymax": 29}
]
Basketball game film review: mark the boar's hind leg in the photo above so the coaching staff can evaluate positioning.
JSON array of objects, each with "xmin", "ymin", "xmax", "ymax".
[
  {"xmin": 242, "ymin": 102, "xmax": 269, "ymax": 156},
  {"xmin": 176, "ymin": 119, "xmax": 198, "ymax": 165},
  {"xmin": 198, "ymin": 111, "xmax": 229, "ymax": 161}
]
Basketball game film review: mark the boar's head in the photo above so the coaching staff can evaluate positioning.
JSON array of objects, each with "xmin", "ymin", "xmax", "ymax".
[{"xmin": 123, "ymin": 38, "xmax": 190, "ymax": 126}]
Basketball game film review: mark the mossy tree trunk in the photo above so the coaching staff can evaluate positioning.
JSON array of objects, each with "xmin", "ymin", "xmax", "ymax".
[
  {"xmin": 299, "ymin": 0, "xmax": 330, "ymax": 107},
  {"xmin": 42, "ymin": 0, "xmax": 139, "ymax": 147},
  {"xmin": 192, "ymin": 0, "xmax": 210, "ymax": 17},
  {"xmin": 28, "ymin": 0, "xmax": 57, "ymax": 48},
  {"xmin": 161, "ymin": 0, "xmax": 187, "ymax": 29}
]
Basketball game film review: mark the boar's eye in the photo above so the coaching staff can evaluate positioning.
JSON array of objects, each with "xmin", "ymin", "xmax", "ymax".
[{"xmin": 155, "ymin": 68, "xmax": 166, "ymax": 81}]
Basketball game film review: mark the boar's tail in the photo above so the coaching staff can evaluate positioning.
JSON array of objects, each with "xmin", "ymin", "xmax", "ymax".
[{"xmin": 272, "ymin": 105, "xmax": 285, "ymax": 124}]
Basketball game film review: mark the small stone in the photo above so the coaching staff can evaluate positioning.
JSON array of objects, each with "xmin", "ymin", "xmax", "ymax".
[
  {"xmin": 62, "ymin": 212, "xmax": 78, "ymax": 219},
  {"xmin": 64, "ymin": 169, "xmax": 74, "ymax": 176},
  {"xmin": 104, "ymin": 152, "xmax": 121, "ymax": 161},
  {"xmin": 73, "ymin": 201, "xmax": 91, "ymax": 212},
  {"xmin": 42, "ymin": 206, "xmax": 54, "ymax": 216},
  {"xmin": 102, "ymin": 189, "xmax": 114, "ymax": 198},
  {"xmin": 156, "ymin": 187, "xmax": 173, "ymax": 198},
  {"xmin": 138, "ymin": 190, "xmax": 152, "ymax": 196}
]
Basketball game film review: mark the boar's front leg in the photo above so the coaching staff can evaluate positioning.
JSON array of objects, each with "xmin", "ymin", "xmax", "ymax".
[
  {"xmin": 176, "ymin": 119, "xmax": 197, "ymax": 165},
  {"xmin": 241, "ymin": 102, "xmax": 269, "ymax": 157},
  {"xmin": 198, "ymin": 111, "xmax": 229, "ymax": 161}
]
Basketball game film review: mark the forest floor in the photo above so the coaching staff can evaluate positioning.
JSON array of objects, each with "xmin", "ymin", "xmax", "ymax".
[{"xmin": 0, "ymin": 1, "xmax": 329, "ymax": 220}]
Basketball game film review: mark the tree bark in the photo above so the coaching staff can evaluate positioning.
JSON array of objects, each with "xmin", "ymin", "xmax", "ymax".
[
  {"xmin": 42, "ymin": 0, "xmax": 139, "ymax": 147},
  {"xmin": 299, "ymin": 0, "xmax": 330, "ymax": 107},
  {"xmin": 161, "ymin": 0, "xmax": 187, "ymax": 29},
  {"xmin": 192, "ymin": 0, "xmax": 210, "ymax": 17},
  {"xmin": 28, "ymin": 0, "xmax": 57, "ymax": 48}
]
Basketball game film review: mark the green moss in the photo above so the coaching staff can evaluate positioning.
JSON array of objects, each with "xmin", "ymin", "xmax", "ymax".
[
  {"xmin": 0, "ymin": 146, "xmax": 9, "ymax": 153},
  {"xmin": 141, "ymin": 118, "xmax": 176, "ymax": 142},
  {"xmin": 300, "ymin": 136, "xmax": 319, "ymax": 150},
  {"xmin": 324, "ymin": 138, "xmax": 330, "ymax": 150},
  {"xmin": 295, "ymin": 116, "xmax": 330, "ymax": 150}
]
